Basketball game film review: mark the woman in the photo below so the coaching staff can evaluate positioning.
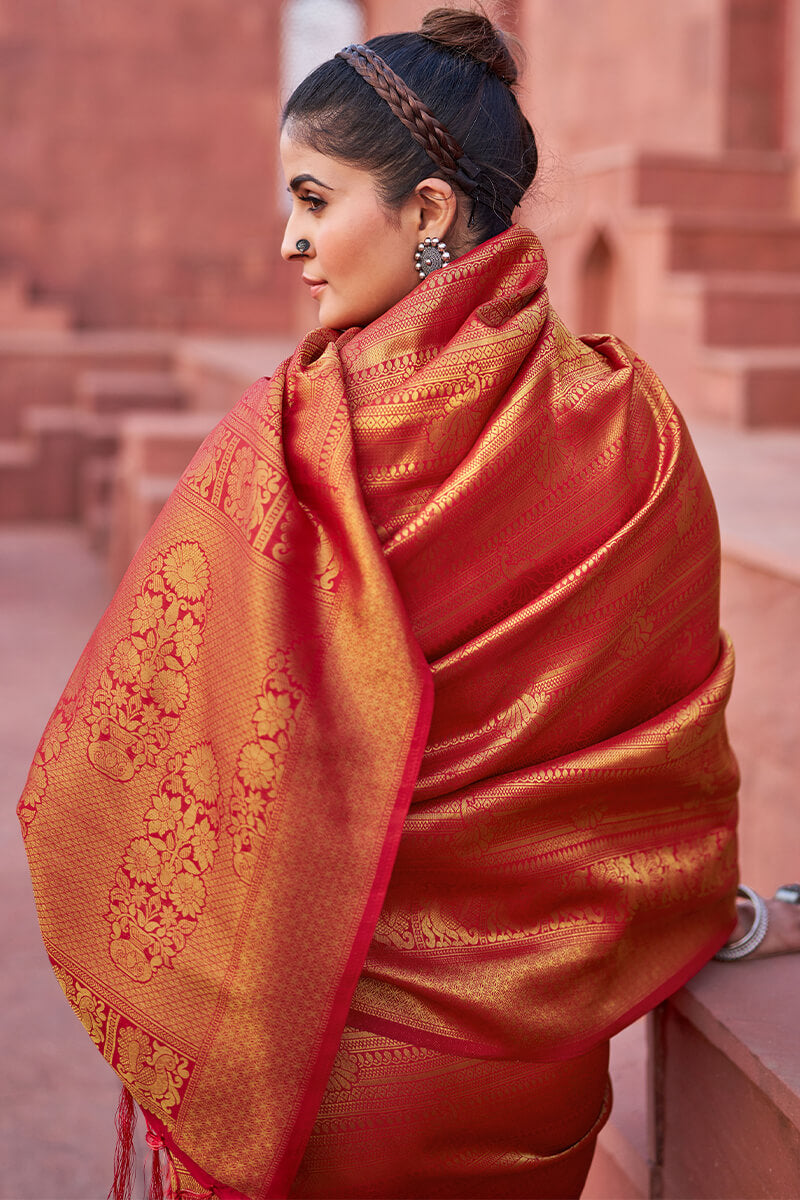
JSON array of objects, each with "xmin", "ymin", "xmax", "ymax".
[{"xmin": 18, "ymin": 8, "xmax": 798, "ymax": 1199}]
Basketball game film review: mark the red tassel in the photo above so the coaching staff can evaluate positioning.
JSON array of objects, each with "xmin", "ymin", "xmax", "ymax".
[
  {"xmin": 145, "ymin": 1127, "xmax": 172, "ymax": 1200},
  {"xmin": 148, "ymin": 1147, "xmax": 165, "ymax": 1200},
  {"xmin": 107, "ymin": 1086, "xmax": 137, "ymax": 1200}
]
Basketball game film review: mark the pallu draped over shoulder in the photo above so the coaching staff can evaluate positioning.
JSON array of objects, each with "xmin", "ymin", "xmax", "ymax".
[{"xmin": 19, "ymin": 227, "xmax": 739, "ymax": 1198}]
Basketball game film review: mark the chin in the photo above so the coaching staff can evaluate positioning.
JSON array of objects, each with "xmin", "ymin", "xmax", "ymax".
[
  {"xmin": 320, "ymin": 305, "xmax": 365, "ymax": 330},
  {"xmin": 319, "ymin": 295, "xmax": 390, "ymax": 331},
  {"xmin": 319, "ymin": 307, "xmax": 346, "ymax": 330}
]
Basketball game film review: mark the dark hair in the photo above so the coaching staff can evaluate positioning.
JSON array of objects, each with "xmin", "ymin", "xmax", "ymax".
[{"xmin": 282, "ymin": 6, "xmax": 538, "ymax": 244}]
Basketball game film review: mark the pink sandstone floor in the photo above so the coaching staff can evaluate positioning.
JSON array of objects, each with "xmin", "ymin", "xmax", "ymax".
[{"xmin": 1, "ymin": 527, "xmax": 131, "ymax": 1198}]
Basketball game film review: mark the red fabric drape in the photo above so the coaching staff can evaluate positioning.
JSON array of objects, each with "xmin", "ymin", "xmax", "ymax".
[{"xmin": 20, "ymin": 227, "xmax": 737, "ymax": 1198}]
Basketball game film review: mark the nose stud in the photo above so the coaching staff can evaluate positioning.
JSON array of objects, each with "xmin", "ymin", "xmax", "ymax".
[{"xmin": 295, "ymin": 239, "xmax": 311, "ymax": 253}]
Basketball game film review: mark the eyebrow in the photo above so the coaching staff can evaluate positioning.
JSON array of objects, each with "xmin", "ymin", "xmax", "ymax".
[{"xmin": 288, "ymin": 173, "xmax": 334, "ymax": 192}]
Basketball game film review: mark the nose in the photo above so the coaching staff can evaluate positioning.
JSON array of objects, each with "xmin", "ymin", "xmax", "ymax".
[{"xmin": 280, "ymin": 212, "xmax": 312, "ymax": 263}]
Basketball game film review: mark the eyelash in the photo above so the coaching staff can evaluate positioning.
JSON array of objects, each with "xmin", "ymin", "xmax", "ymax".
[{"xmin": 300, "ymin": 194, "xmax": 326, "ymax": 213}]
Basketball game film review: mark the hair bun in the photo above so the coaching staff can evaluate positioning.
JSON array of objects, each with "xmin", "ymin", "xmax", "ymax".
[{"xmin": 418, "ymin": 6, "xmax": 520, "ymax": 86}]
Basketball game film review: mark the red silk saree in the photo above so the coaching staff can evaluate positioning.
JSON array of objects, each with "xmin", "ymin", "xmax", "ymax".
[{"xmin": 19, "ymin": 227, "xmax": 738, "ymax": 1198}]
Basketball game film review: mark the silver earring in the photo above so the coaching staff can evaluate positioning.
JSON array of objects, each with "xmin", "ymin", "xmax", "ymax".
[
  {"xmin": 415, "ymin": 236, "xmax": 450, "ymax": 280},
  {"xmin": 296, "ymin": 238, "xmax": 311, "ymax": 253}
]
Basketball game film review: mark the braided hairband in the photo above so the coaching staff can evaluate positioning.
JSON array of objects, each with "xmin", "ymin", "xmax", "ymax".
[{"xmin": 335, "ymin": 43, "xmax": 515, "ymax": 226}]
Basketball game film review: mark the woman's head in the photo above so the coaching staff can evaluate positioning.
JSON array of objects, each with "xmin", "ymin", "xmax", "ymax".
[{"xmin": 280, "ymin": 5, "xmax": 538, "ymax": 329}]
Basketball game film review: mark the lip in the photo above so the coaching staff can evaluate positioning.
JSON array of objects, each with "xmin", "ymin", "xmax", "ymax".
[{"xmin": 302, "ymin": 276, "xmax": 327, "ymax": 301}]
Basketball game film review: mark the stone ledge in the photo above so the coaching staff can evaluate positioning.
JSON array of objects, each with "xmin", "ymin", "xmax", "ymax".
[
  {"xmin": 689, "ymin": 422, "xmax": 800, "ymax": 579},
  {"xmin": 585, "ymin": 956, "xmax": 800, "ymax": 1200},
  {"xmin": 653, "ymin": 957, "xmax": 800, "ymax": 1199},
  {"xmin": 0, "ymin": 329, "xmax": 176, "ymax": 356},
  {"xmin": 175, "ymin": 334, "xmax": 295, "ymax": 384},
  {"xmin": 570, "ymin": 147, "xmax": 792, "ymax": 176},
  {"xmin": 671, "ymin": 957, "xmax": 800, "ymax": 1130}
]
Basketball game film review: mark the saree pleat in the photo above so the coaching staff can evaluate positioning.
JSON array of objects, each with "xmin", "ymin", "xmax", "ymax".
[
  {"xmin": 19, "ymin": 227, "xmax": 738, "ymax": 1199},
  {"xmin": 289, "ymin": 1029, "xmax": 610, "ymax": 1200}
]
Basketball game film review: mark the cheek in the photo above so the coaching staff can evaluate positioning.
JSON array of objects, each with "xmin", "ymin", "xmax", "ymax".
[
  {"xmin": 353, "ymin": 207, "xmax": 408, "ymax": 266},
  {"xmin": 318, "ymin": 201, "xmax": 417, "ymax": 324},
  {"xmin": 325, "ymin": 228, "xmax": 370, "ymax": 285},
  {"xmin": 355, "ymin": 226, "xmax": 415, "ymax": 299}
]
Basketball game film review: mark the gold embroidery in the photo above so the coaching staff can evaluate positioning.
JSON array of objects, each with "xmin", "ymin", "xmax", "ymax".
[
  {"xmin": 115, "ymin": 1024, "xmax": 191, "ymax": 1117},
  {"xmin": 49, "ymin": 953, "xmax": 192, "ymax": 1125},
  {"xmin": 107, "ymin": 743, "xmax": 220, "ymax": 983},
  {"xmin": 228, "ymin": 650, "xmax": 305, "ymax": 883},
  {"xmin": 530, "ymin": 413, "xmax": 574, "ymax": 485},
  {"xmin": 498, "ymin": 688, "xmax": 552, "ymax": 738},
  {"xmin": 676, "ymin": 475, "xmax": 701, "ymax": 536},
  {"xmin": 166, "ymin": 1156, "xmax": 215, "ymax": 1200},
  {"xmin": 325, "ymin": 1048, "xmax": 360, "ymax": 1093},
  {"xmin": 617, "ymin": 603, "xmax": 655, "ymax": 659},
  {"xmin": 86, "ymin": 543, "xmax": 210, "ymax": 782},
  {"xmin": 426, "ymin": 369, "xmax": 486, "ymax": 457},
  {"xmin": 182, "ymin": 425, "xmax": 235, "ymax": 500},
  {"xmin": 419, "ymin": 899, "xmax": 481, "ymax": 949},
  {"xmin": 18, "ymin": 655, "xmax": 88, "ymax": 836},
  {"xmin": 305, "ymin": 508, "xmax": 341, "ymax": 592},
  {"xmin": 183, "ymin": 419, "xmax": 291, "ymax": 558},
  {"xmin": 51, "ymin": 961, "xmax": 108, "ymax": 1048},
  {"xmin": 373, "ymin": 908, "xmax": 416, "ymax": 951},
  {"xmin": 224, "ymin": 444, "xmax": 282, "ymax": 533}
]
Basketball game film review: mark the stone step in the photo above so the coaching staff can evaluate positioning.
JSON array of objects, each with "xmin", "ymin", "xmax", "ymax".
[
  {"xmin": 0, "ymin": 273, "xmax": 30, "ymax": 312},
  {"xmin": 18, "ymin": 406, "xmax": 85, "ymax": 519},
  {"xmin": 690, "ymin": 422, "xmax": 800, "ymax": 581},
  {"xmin": 0, "ymin": 328, "xmax": 175, "ymax": 361},
  {"xmin": 80, "ymin": 457, "xmax": 117, "ymax": 551},
  {"xmin": 0, "ymin": 295, "xmax": 73, "ymax": 332},
  {"xmin": 655, "ymin": 962, "xmax": 800, "ymax": 1199},
  {"xmin": 572, "ymin": 149, "xmax": 793, "ymax": 217},
  {"xmin": 0, "ymin": 304, "xmax": 73, "ymax": 332},
  {"xmin": 1, "ymin": 411, "xmax": 86, "ymax": 522},
  {"xmin": 0, "ymin": 273, "xmax": 73, "ymax": 332},
  {"xmin": 112, "ymin": 473, "xmax": 179, "ymax": 581},
  {"xmin": 702, "ymin": 273, "xmax": 800, "ymax": 346},
  {"xmin": 667, "ymin": 272, "xmax": 800, "ymax": 347},
  {"xmin": 633, "ymin": 151, "xmax": 792, "ymax": 214},
  {"xmin": 80, "ymin": 405, "xmax": 213, "ymax": 553},
  {"xmin": 76, "ymin": 368, "xmax": 185, "ymax": 415},
  {"xmin": 0, "ymin": 331, "xmax": 177, "ymax": 442},
  {"xmin": 0, "ymin": 418, "xmax": 83, "ymax": 521},
  {"xmin": 698, "ymin": 347, "xmax": 800, "ymax": 426},
  {"xmin": 117, "ymin": 410, "xmax": 219, "ymax": 477},
  {"xmin": 0, "ymin": 438, "xmax": 36, "ymax": 521},
  {"xmin": 109, "ymin": 410, "xmax": 222, "ymax": 582},
  {"xmin": 0, "ymin": 437, "xmax": 35, "ymax": 468},
  {"xmin": 668, "ymin": 213, "xmax": 800, "ymax": 273},
  {"xmin": 586, "ymin": 951, "xmax": 800, "ymax": 1200},
  {"xmin": 175, "ymin": 334, "xmax": 296, "ymax": 410}
]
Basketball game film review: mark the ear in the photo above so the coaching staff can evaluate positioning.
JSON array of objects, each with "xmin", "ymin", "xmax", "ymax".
[{"xmin": 411, "ymin": 177, "xmax": 458, "ymax": 240}]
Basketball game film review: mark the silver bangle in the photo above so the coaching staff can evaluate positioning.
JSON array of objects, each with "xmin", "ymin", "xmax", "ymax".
[{"xmin": 714, "ymin": 884, "xmax": 769, "ymax": 961}]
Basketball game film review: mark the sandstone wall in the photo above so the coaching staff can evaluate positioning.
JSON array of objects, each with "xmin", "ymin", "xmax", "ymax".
[{"xmin": 0, "ymin": 0, "xmax": 288, "ymax": 330}]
